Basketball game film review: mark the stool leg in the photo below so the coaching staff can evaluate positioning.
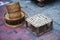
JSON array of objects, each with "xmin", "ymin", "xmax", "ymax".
[
  {"xmin": 44, "ymin": 24, "xmax": 47, "ymax": 32},
  {"xmin": 36, "ymin": 27, "xmax": 40, "ymax": 35},
  {"xmin": 48, "ymin": 21, "xmax": 53, "ymax": 31},
  {"xmin": 50, "ymin": 21, "xmax": 53, "ymax": 30},
  {"xmin": 26, "ymin": 21, "xmax": 28, "ymax": 28}
]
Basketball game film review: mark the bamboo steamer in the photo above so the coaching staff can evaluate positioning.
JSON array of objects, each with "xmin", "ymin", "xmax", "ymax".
[{"xmin": 6, "ymin": 2, "xmax": 21, "ymax": 13}]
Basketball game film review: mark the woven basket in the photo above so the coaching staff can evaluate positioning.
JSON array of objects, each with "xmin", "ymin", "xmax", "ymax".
[{"xmin": 4, "ymin": 10, "xmax": 25, "ymax": 28}]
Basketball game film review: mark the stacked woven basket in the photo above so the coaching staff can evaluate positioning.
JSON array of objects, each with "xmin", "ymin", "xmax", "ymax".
[{"xmin": 4, "ymin": 2, "xmax": 25, "ymax": 28}]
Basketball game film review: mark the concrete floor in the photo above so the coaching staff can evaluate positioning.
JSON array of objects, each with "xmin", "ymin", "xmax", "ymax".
[{"xmin": 17, "ymin": 0, "xmax": 60, "ymax": 36}]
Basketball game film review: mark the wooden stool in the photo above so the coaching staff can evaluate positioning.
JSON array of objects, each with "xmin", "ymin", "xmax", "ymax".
[{"xmin": 26, "ymin": 14, "xmax": 53, "ymax": 36}]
